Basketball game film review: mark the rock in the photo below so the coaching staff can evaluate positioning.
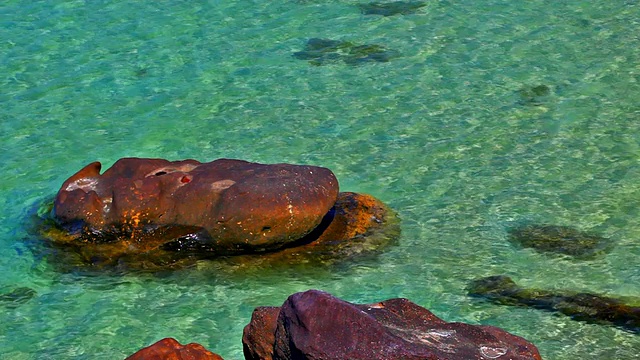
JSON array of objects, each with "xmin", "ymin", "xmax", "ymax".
[
  {"xmin": 243, "ymin": 306, "xmax": 280, "ymax": 360},
  {"xmin": 41, "ymin": 190, "xmax": 397, "ymax": 269},
  {"xmin": 215, "ymin": 192, "xmax": 400, "ymax": 268},
  {"xmin": 507, "ymin": 224, "xmax": 613, "ymax": 258},
  {"xmin": 517, "ymin": 84, "xmax": 552, "ymax": 106},
  {"xmin": 126, "ymin": 338, "xmax": 223, "ymax": 360},
  {"xmin": 38, "ymin": 159, "xmax": 400, "ymax": 269},
  {"xmin": 358, "ymin": 1, "xmax": 427, "ymax": 16},
  {"xmin": 468, "ymin": 275, "xmax": 640, "ymax": 334},
  {"xmin": 293, "ymin": 38, "xmax": 347, "ymax": 65},
  {"xmin": 308, "ymin": 191, "xmax": 392, "ymax": 247},
  {"xmin": 51, "ymin": 158, "xmax": 339, "ymax": 255},
  {"xmin": 293, "ymin": 38, "xmax": 398, "ymax": 66},
  {"xmin": 242, "ymin": 289, "xmax": 542, "ymax": 360}
]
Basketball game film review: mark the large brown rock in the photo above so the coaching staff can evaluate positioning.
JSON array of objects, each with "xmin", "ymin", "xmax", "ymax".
[
  {"xmin": 52, "ymin": 158, "xmax": 339, "ymax": 254},
  {"xmin": 243, "ymin": 290, "xmax": 542, "ymax": 360},
  {"xmin": 224, "ymin": 192, "xmax": 400, "ymax": 269},
  {"xmin": 126, "ymin": 338, "xmax": 223, "ymax": 360}
]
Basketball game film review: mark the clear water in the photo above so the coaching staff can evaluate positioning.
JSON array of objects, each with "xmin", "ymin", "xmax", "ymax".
[{"xmin": 1, "ymin": 0, "xmax": 639, "ymax": 359}]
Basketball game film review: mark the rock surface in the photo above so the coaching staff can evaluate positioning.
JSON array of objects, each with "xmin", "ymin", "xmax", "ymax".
[
  {"xmin": 52, "ymin": 158, "xmax": 339, "ymax": 254},
  {"xmin": 126, "ymin": 338, "xmax": 223, "ymax": 360},
  {"xmin": 243, "ymin": 289, "xmax": 542, "ymax": 360},
  {"xmin": 469, "ymin": 275, "xmax": 640, "ymax": 334},
  {"xmin": 243, "ymin": 306, "xmax": 280, "ymax": 360}
]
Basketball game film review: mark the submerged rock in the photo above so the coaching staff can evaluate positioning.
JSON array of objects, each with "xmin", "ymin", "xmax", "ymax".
[
  {"xmin": 468, "ymin": 275, "xmax": 640, "ymax": 334},
  {"xmin": 507, "ymin": 224, "xmax": 613, "ymax": 258},
  {"xmin": 358, "ymin": 1, "xmax": 427, "ymax": 16},
  {"xmin": 243, "ymin": 289, "xmax": 542, "ymax": 360},
  {"xmin": 126, "ymin": 338, "xmax": 223, "ymax": 360},
  {"xmin": 517, "ymin": 84, "xmax": 552, "ymax": 106},
  {"xmin": 0, "ymin": 287, "xmax": 36, "ymax": 308},
  {"xmin": 293, "ymin": 38, "xmax": 398, "ymax": 66}
]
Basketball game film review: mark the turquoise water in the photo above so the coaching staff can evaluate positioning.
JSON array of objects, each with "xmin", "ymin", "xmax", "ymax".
[{"xmin": 1, "ymin": 0, "xmax": 640, "ymax": 358}]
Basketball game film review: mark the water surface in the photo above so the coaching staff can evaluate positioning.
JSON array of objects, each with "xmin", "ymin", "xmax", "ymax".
[{"xmin": 1, "ymin": 0, "xmax": 639, "ymax": 359}]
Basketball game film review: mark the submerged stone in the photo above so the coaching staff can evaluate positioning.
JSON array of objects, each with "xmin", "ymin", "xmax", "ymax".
[
  {"xmin": 507, "ymin": 224, "xmax": 613, "ymax": 259},
  {"xmin": 358, "ymin": 1, "xmax": 427, "ymax": 16},
  {"xmin": 242, "ymin": 289, "xmax": 542, "ymax": 360},
  {"xmin": 468, "ymin": 275, "xmax": 640, "ymax": 334},
  {"xmin": 517, "ymin": 84, "xmax": 552, "ymax": 106},
  {"xmin": 300, "ymin": 38, "xmax": 350, "ymax": 53},
  {"xmin": 0, "ymin": 287, "xmax": 36, "ymax": 308},
  {"xmin": 343, "ymin": 44, "xmax": 396, "ymax": 65},
  {"xmin": 293, "ymin": 38, "xmax": 398, "ymax": 66}
]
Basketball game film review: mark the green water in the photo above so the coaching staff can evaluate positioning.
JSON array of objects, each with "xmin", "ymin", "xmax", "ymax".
[{"xmin": 1, "ymin": 0, "xmax": 640, "ymax": 358}]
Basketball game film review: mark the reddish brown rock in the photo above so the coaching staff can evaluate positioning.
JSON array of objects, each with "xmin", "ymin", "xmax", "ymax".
[
  {"xmin": 274, "ymin": 192, "xmax": 398, "ymax": 257},
  {"xmin": 214, "ymin": 192, "xmax": 400, "ymax": 269},
  {"xmin": 242, "ymin": 306, "xmax": 280, "ymax": 360},
  {"xmin": 243, "ymin": 290, "xmax": 542, "ymax": 360},
  {"xmin": 39, "ymin": 159, "xmax": 400, "ymax": 269},
  {"xmin": 126, "ymin": 338, "xmax": 223, "ymax": 360},
  {"xmin": 310, "ymin": 191, "xmax": 390, "ymax": 245},
  {"xmin": 52, "ymin": 158, "xmax": 339, "ymax": 254}
]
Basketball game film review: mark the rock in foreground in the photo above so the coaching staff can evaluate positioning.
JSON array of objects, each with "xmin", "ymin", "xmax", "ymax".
[
  {"xmin": 126, "ymin": 338, "xmax": 223, "ymax": 360},
  {"xmin": 243, "ymin": 289, "xmax": 542, "ymax": 360}
]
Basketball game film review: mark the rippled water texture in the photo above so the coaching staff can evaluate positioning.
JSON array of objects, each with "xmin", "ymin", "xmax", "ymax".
[{"xmin": 1, "ymin": 1, "xmax": 639, "ymax": 359}]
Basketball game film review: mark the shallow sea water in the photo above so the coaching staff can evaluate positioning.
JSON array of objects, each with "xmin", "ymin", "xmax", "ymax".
[{"xmin": 1, "ymin": 0, "xmax": 640, "ymax": 359}]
